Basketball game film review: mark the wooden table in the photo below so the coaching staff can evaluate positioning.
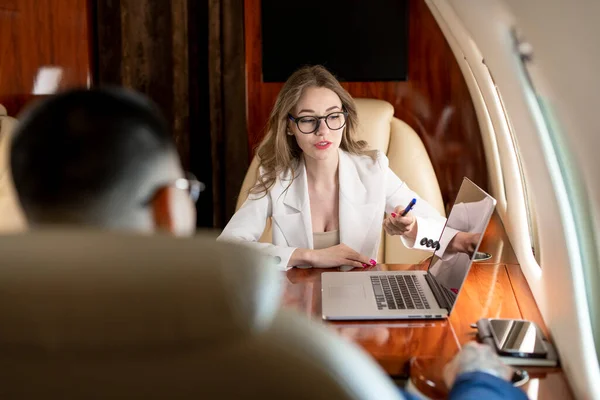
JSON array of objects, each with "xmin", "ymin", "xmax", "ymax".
[{"xmin": 281, "ymin": 214, "xmax": 573, "ymax": 399}]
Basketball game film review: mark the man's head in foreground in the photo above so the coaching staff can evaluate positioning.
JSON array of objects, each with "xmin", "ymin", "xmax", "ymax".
[{"xmin": 10, "ymin": 88, "xmax": 198, "ymax": 235}]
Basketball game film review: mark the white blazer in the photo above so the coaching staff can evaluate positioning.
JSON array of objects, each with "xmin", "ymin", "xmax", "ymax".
[{"xmin": 218, "ymin": 150, "xmax": 446, "ymax": 270}]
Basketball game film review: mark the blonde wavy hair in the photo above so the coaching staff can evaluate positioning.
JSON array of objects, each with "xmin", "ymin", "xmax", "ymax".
[{"xmin": 251, "ymin": 65, "xmax": 369, "ymax": 196}]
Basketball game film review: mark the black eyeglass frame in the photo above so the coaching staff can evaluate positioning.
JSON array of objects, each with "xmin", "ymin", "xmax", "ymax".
[{"xmin": 287, "ymin": 111, "xmax": 348, "ymax": 134}]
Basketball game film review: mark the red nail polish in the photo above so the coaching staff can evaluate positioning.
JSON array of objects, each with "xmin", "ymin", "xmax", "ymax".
[
  {"xmin": 370, "ymin": 259, "xmax": 377, "ymax": 266},
  {"xmin": 362, "ymin": 263, "xmax": 369, "ymax": 267},
  {"xmin": 391, "ymin": 213, "xmax": 397, "ymax": 218}
]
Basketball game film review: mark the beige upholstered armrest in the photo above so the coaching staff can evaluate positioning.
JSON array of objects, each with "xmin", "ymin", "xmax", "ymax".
[{"xmin": 0, "ymin": 105, "xmax": 26, "ymax": 233}]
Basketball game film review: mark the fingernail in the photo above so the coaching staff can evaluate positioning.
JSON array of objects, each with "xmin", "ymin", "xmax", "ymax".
[
  {"xmin": 362, "ymin": 263, "xmax": 369, "ymax": 268},
  {"xmin": 391, "ymin": 213, "xmax": 397, "ymax": 218},
  {"xmin": 370, "ymin": 259, "xmax": 377, "ymax": 266}
]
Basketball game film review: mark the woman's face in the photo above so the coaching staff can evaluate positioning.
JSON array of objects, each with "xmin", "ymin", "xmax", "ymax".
[{"xmin": 289, "ymin": 86, "xmax": 345, "ymax": 162}]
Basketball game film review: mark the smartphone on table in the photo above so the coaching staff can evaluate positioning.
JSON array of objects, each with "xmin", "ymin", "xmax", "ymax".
[{"xmin": 488, "ymin": 318, "xmax": 548, "ymax": 358}]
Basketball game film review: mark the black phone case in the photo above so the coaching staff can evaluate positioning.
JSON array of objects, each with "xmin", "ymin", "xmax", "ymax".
[{"xmin": 476, "ymin": 318, "xmax": 559, "ymax": 367}]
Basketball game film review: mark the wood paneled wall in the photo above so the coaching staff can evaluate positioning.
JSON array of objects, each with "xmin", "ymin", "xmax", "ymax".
[
  {"xmin": 0, "ymin": 0, "xmax": 91, "ymax": 116},
  {"xmin": 95, "ymin": 0, "xmax": 214, "ymax": 228},
  {"xmin": 97, "ymin": 0, "xmax": 249, "ymax": 227},
  {"xmin": 207, "ymin": 0, "xmax": 249, "ymax": 227},
  {"xmin": 1, "ymin": 0, "xmax": 486, "ymax": 225},
  {"xmin": 95, "ymin": 0, "xmax": 191, "ymax": 167},
  {"xmin": 244, "ymin": 0, "xmax": 488, "ymax": 207}
]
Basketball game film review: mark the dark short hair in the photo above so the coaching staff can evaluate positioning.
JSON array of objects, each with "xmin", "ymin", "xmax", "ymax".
[{"xmin": 10, "ymin": 87, "xmax": 177, "ymax": 220}]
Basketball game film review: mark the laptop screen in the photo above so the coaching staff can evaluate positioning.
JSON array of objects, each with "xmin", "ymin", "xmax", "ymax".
[{"xmin": 426, "ymin": 178, "xmax": 497, "ymax": 312}]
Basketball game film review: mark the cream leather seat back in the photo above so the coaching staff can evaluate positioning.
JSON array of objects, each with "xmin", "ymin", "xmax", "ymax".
[
  {"xmin": 0, "ymin": 231, "xmax": 404, "ymax": 399},
  {"xmin": 0, "ymin": 104, "xmax": 26, "ymax": 233},
  {"xmin": 236, "ymin": 98, "xmax": 445, "ymax": 264}
]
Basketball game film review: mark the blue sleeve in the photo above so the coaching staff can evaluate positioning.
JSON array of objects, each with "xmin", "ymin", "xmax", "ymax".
[
  {"xmin": 449, "ymin": 371, "xmax": 528, "ymax": 400},
  {"xmin": 400, "ymin": 391, "xmax": 421, "ymax": 400}
]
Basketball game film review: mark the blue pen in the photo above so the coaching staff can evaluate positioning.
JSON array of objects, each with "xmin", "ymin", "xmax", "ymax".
[{"xmin": 401, "ymin": 198, "xmax": 417, "ymax": 216}]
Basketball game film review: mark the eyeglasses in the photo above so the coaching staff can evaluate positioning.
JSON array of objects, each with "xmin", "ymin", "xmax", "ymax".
[
  {"xmin": 288, "ymin": 111, "xmax": 348, "ymax": 134},
  {"xmin": 142, "ymin": 172, "xmax": 205, "ymax": 207},
  {"xmin": 174, "ymin": 172, "xmax": 205, "ymax": 203}
]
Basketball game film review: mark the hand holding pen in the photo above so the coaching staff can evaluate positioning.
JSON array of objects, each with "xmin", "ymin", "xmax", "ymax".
[
  {"xmin": 383, "ymin": 198, "xmax": 418, "ymax": 238},
  {"xmin": 397, "ymin": 198, "xmax": 417, "ymax": 217}
]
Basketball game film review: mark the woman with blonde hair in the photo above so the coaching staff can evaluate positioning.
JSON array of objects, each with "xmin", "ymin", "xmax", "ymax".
[{"xmin": 218, "ymin": 65, "xmax": 446, "ymax": 270}]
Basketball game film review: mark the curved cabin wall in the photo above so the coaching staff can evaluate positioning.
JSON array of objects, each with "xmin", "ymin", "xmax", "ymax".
[{"xmin": 245, "ymin": 0, "xmax": 487, "ymax": 208}]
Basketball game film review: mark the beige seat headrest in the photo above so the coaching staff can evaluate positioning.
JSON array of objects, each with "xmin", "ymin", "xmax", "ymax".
[
  {"xmin": 0, "ymin": 107, "xmax": 26, "ymax": 233},
  {"xmin": 0, "ymin": 230, "xmax": 281, "ymax": 350},
  {"xmin": 354, "ymin": 98, "xmax": 394, "ymax": 153}
]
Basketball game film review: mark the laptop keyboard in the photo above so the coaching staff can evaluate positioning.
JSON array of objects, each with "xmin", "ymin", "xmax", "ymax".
[{"xmin": 370, "ymin": 275, "xmax": 431, "ymax": 310}]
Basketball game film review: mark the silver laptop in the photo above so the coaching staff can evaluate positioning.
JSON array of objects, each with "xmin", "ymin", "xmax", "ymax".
[{"xmin": 322, "ymin": 178, "xmax": 496, "ymax": 320}]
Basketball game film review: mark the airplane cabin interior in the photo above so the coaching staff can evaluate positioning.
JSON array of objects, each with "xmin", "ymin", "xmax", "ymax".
[{"xmin": 0, "ymin": 0, "xmax": 598, "ymax": 398}]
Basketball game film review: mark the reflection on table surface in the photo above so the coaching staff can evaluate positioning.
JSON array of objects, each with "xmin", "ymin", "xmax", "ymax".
[{"xmin": 281, "ymin": 241, "xmax": 571, "ymax": 399}]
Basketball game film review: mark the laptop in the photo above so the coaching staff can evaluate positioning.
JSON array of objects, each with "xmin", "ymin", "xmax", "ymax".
[{"xmin": 321, "ymin": 177, "xmax": 497, "ymax": 320}]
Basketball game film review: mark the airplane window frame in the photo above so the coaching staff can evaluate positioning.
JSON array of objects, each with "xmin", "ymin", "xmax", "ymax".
[
  {"xmin": 514, "ymin": 34, "xmax": 600, "ymax": 360},
  {"xmin": 491, "ymin": 81, "xmax": 541, "ymax": 264},
  {"xmin": 424, "ymin": 0, "xmax": 541, "ymax": 281},
  {"xmin": 426, "ymin": 0, "xmax": 600, "ymax": 395}
]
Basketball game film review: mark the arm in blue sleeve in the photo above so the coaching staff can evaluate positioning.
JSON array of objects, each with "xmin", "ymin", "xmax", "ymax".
[
  {"xmin": 449, "ymin": 371, "xmax": 528, "ymax": 400},
  {"xmin": 400, "ymin": 391, "xmax": 421, "ymax": 400}
]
